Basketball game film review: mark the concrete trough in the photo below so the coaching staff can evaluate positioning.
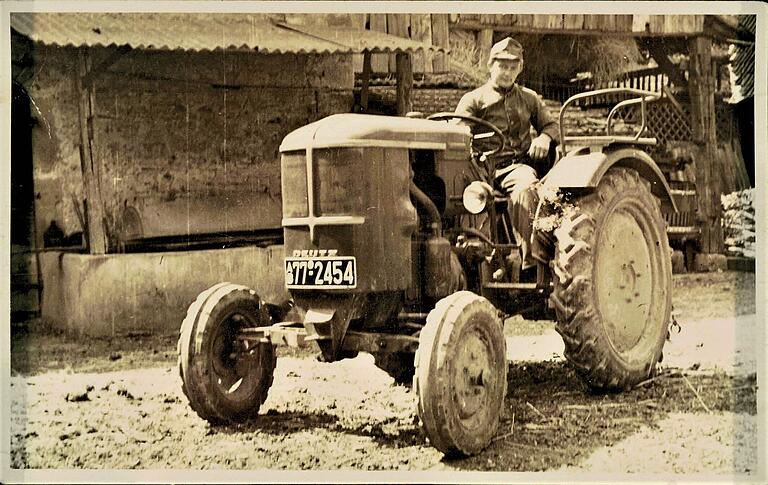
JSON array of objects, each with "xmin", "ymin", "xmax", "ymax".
[{"xmin": 38, "ymin": 245, "xmax": 288, "ymax": 337}]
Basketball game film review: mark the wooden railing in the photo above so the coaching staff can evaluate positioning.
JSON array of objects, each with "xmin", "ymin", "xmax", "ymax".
[{"xmin": 526, "ymin": 58, "xmax": 727, "ymax": 107}]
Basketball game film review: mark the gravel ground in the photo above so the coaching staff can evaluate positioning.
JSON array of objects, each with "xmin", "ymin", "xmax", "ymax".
[{"xmin": 6, "ymin": 271, "xmax": 761, "ymax": 478}]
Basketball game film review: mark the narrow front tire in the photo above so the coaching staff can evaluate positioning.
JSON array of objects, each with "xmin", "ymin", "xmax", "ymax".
[{"xmin": 178, "ymin": 283, "xmax": 276, "ymax": 424}]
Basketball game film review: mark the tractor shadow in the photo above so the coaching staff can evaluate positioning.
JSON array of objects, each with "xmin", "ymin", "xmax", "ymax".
[
  {"xmin": 447, "ymin": 360, "xmax": 757, "ymax": 471},
  {"xmin": 210, "ymin": 409, "xmax": 424, "ymax": 448},
  {"xmin": 205, "ymin": 360, "xmax": 755, "ymax": 472}
]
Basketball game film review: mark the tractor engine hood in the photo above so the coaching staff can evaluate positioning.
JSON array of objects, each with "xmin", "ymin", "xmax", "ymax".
[{"xmin": 280, "ymin": 113, "xmax": 470, "ymax": 152}]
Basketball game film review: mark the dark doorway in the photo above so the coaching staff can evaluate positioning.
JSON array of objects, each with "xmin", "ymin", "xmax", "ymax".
[
  {"xmin": 11, "ymin": 80, "xmax": 40, "ymax": 320},
  {"xmin": 11, "ymin": 80, "xmax": 35, "ymax": 248}
]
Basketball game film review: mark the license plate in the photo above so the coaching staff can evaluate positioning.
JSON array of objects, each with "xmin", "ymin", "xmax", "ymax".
[{"xmin": 285, "ymin": 257, "xmax": 357, "ymax": 289}]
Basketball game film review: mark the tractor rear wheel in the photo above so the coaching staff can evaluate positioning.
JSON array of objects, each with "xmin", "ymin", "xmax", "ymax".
[
  {"xmin": 414, "ymin": 291, "xmax": 507, "ymax": 456},
  {"xmin": 178, "ymin": 282, "xmax": 276, "ymax": 424},
  {"xmin": 549, "ymin": 167, "xmax": 672, "ymax": 390}
]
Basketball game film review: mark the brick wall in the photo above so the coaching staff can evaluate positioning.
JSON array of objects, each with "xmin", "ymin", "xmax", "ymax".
[
  {"xmin": 412, "ymin": 88, "xmax": 468, "ymax": 114},
  {"xmin": 24, "ymin": 45, "xmax": 354, "ymax": 242},
  {"xmin": 368, "ymin": 86, "xmax": 468, "ymax": 115}
]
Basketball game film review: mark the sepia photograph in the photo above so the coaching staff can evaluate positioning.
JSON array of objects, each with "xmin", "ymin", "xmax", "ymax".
[{"xmin": 2, "ymin": 1, "xmax": 765, "ymax": 482}]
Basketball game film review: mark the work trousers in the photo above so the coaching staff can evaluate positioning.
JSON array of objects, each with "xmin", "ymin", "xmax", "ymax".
[{"xmin": 495, "ymin": 163, "xmax": 539, "ymax": 270}]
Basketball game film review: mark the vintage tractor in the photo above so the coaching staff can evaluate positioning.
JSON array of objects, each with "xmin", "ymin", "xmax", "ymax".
[{"xmin": 178, "ymin": 88, "xmax": 675, "ymax": 457}]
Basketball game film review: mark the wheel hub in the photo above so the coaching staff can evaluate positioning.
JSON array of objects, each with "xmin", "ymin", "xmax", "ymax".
[
  {"xmin": 210, "ymin": 314, "xmax": 258, "ymax": 398},
  {"xmin": 596, "ymin": 205, "xmax": 654, "ymax": 354},
  {"xmin": 453, "ymin": 331, "xmax": 492, "ymax": 423}
]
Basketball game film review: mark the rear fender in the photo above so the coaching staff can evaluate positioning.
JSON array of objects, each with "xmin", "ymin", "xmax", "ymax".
[{"xmin": 542, "ymin": 148, "xmax": 677, "ymax": 212}]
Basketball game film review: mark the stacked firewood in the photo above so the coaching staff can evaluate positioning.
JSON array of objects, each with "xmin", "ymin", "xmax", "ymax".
[
  {"xmin": 721, "ymin": 188, "xmax": 755, "ymax": 258},
  {"xmin": 543, "ymin": 100, "xmax": 638, "ymax": 137}
]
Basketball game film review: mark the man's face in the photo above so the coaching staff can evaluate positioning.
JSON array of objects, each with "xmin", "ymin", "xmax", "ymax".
[{"xmin": 489, "ymin": 58, "xmax": 523, "ymax": 88}]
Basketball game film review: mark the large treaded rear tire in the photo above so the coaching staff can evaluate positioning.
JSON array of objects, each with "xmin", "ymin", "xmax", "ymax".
[
  {"xmin": 178, "ymin": 282, "xmax": 276, "ymax": 424},
  {"xmin": 549, "ymin": 167, "xmax": 672, "ymax": 390},
  {"xmin": 414, "ymin": 291, "xmax": 507, "ymax": 457}
]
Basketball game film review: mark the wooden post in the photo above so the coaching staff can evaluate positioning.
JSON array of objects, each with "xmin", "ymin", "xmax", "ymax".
[
  {"xmin": 360, "ymin": 51, "xmax": 372, "ymax": 112},
  {"xmin": 431, "ymin": 14, "xmax": 450, "ymax": 72},
  {"xmin": 395, "ymin": 52, "xmax": 413, "ymax": 116},
  {"xmin": 76, "ymin": 48, "xmax": 108, "ymax": 254},
  {"xmin": 688, "ymin": 35, "xmax": 723, "ymax": 255},
  {"xmin": 477, "ymin": 29, "xmax": 494, "ymax": 66},
  {"xmin": 387, "ymin": 14, "xmax": 410, "ymax": 73},
  {"xmin": 369, "ymin": 14, "xmax": 388, "ymax": 73},
  {"xmin": 351, "ymin": 14, "xmax": 368, "ymax": 73}
]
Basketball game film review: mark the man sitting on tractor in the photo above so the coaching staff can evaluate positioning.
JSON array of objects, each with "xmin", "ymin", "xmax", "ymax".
[{"xmin": 455, "ymin": 37, "xmax": 560, "ymax": 274}]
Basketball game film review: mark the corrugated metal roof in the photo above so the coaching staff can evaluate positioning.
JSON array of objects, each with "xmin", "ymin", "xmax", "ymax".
[
  {"xmin": 273, "ymin": 22, "xmax": 442, "ymax": 54},
  {"xmin": 10, "ymin": 12, "xmax": 442, "ymax": 55}
]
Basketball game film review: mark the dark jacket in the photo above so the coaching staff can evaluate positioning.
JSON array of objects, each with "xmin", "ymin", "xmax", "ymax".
[{"xmin": 455, "ymin": 82, "xmax": 560, "ymax": 159}]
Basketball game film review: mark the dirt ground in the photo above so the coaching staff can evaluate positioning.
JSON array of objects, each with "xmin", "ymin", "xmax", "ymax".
[{"xmin": 7, "ymin": 271, "xmax": 761, "ymax": 477}]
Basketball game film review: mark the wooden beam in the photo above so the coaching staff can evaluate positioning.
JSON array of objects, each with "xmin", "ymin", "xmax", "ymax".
[
  {"xmin": 477, "ymin": 29, "xmax": 494, "ymax": 67},
  {"xmin": 76, "ymin": 48, "xmax": 108, "ymax": 254},
  {"xmin": 633, "ymin": 14, "xmax": 651, "ymax": 33},
  {"xmin": 533, "ymin": 14, "xmax": 563, "ymax": 30},
  {"xmin": 513, "ymin": 15, "xmax": 534, "ymax": 27},
  {"xmin": 452, "ymin": 20, "xmax": 700, "ymax": 37},
  {"xmin": 369, "ymin": 14, "xmax": 388, "ymax": 73},
  {"xmin": 563, "ymin": 15, "xmax": 584, "ymax": 30},
  {"xmin": 387, "ymin": 14, "xmax": 410, "ymax": 73},
  {"xmin": 83, "ymin": 45, "xmax": 130, "ymax": 87},
  {"xmin": 647, "ymin": 15, "xmax": 666, "ymax": 35},
  {"xmin": 662, "ymin": 85, "xmax": 684, "ymax": 114},
  {"xmin": 688, "ymin": 35, "xmax": 723, "ymax": 254},
  {"xmin": 395, "ymin": 52, "xmax": 413, "ymax": 116},
  {"xmin": 614, "ymin": 15, "xmax": 633, "ymax": 32},
  {"xmin": 498, "ymin": 14, "xmax": 518, "ymax": 26},
  {"xmin": 643, "ymin": 38, "xmax": 688, "ymax": 87},
  {"xmin": 351, "ymin": 14, "xmax": 367, "ymax": 72},
  {"xmin": 664, "ymin": 15, "xmax": 703, "ymax": 34},
  {"xmin": 479, "ymin": 14, "xmax": 496, "ymax": 26},
  {"xmin": 410, "ymin": 14, "xmax": 433, "ymax": 73},
  {"xmin": 431, "ymin": 14, "xmax": 450, "ymax": 72},
  {"xmin": 360, "ymin": 51, "xmax": 372, "ymax": 112}
]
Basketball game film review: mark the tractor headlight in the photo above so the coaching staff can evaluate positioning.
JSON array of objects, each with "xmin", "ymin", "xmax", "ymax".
[{"xmin": 462, "ymin": 181, "xmax": 494, "ymax": 214}]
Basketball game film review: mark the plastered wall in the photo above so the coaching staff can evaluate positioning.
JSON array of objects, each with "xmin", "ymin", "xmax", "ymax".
[{"xmin": 23, "ymin": 44, "xmax": 354, "ymax": 242}]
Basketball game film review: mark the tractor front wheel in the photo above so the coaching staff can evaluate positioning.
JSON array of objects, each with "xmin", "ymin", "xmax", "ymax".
[
  {"xmin": 549, "ymin": 167, "xmax": 672, "ymax": 390},
  {"xmin": 178, "ymin": 282, "xmax": 276, "ymax": 424},
  {"xmin": 414, "ymin": 291, "xmax": 507, "ymax": 457}
]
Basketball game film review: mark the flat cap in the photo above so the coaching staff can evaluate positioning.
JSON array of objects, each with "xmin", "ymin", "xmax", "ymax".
[{"xmin": 489, "ymin": 37, "xmax": 524, "ymax": 61}]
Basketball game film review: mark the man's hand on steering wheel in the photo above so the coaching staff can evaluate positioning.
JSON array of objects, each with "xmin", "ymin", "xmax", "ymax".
[
  {"xmin": 528, "ymin": 133, "xmax": 551, "ymax": 160},
  {"xmin": 426, "ymin": 112, "xmax": 506, "ymax": 159}
]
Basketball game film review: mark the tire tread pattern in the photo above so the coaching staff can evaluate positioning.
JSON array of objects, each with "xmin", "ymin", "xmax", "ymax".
[
  {"xmin": 414, "ymin": 291, "xmax": 507, "ymax": 456},
  {"xmin": 549, "ymin": 167, "xmax": 672, "ymax": 391},
  {"xmin": 177, "ymin": 283, "xmax": 276, "ymax": 424}
]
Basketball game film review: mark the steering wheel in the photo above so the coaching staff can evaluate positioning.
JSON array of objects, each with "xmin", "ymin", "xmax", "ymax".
[{"xmin": 427, "ymin": 112, "xmax": 506, "ymax": 159}]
